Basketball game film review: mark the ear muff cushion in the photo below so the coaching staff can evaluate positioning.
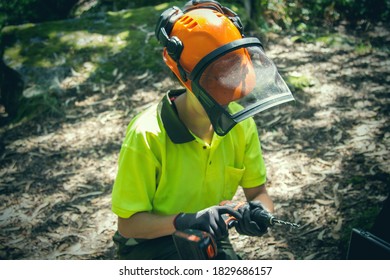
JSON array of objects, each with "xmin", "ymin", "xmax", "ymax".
[{"xmin": 166, "ymin": 36, "xmax": 183, "ymax": 61}]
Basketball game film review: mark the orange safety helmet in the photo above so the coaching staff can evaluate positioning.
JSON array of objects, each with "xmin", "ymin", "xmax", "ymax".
[{"xmin": 164, "ymin": 8, "xmax": 244, "ymax": 88}]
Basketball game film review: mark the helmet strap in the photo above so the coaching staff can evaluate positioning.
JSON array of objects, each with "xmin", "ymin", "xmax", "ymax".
[{"xmin": 177, "ymin": 63, "xmax": 188, "ymax": 82}]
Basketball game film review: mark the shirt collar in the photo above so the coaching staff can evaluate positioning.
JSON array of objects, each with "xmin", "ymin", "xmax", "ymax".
[{"xmin": 158, "ymin": 89, "xmax": 195, "ymax": 144}]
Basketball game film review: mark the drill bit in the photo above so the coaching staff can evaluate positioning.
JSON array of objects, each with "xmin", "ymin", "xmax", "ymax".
[{"xmin": 271, "ymin": 218, "xmax": 300, "ymax": 228}]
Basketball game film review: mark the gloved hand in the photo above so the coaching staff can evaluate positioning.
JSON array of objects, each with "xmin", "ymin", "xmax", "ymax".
[
  {"xmin": 234, "ymin": 201, "xmax": 270, "ymax": 237},
  {"xmin": 174, "ymin": 205, "xmax": 242, "ymax": 240}
]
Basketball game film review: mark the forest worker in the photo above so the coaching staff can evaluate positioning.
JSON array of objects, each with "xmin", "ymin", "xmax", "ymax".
[{"xmin": 111, "ymin": 0, "xmax": 294, "ymax": 260}]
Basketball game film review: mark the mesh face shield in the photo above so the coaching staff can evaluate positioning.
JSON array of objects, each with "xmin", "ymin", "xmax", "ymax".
[{"xmin": 190, "ymin": 38, "xmax": 294, "ymax": 136}]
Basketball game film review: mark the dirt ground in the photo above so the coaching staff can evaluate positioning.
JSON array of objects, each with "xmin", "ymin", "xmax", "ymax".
[{"xmin": 0, "ymin": 23, "xmax": 389, "ymax": 260}]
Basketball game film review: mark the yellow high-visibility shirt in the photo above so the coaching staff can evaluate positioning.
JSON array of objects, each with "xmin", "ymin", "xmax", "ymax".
[{"xmin": 111, "ymin": 89, "xmax": 266, "ymax": 218}]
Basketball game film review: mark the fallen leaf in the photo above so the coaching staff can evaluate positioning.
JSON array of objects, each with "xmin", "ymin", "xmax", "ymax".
[
  {"xmin": 315, "ymin": 199, "xmax": 334, "ymax": 205},
  {"xmin": 304, "ymin": 252, "xmax": 319, "ymax": 260},
  {"xmin": 317, "ymin": 229, "xmax": 326, "ymax": 241}
]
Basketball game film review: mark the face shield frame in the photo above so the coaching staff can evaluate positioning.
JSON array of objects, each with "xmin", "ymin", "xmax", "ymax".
[{"xmin": 189, "ymin": 37, "xmax": 294, "ymax": 136}]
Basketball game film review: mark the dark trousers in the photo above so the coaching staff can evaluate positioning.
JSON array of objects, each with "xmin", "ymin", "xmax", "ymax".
[{"xmin": 113, "ymin": 231, "xmax": 240, "ymax": 260}]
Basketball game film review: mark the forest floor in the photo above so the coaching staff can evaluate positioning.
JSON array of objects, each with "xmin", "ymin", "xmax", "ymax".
[{"xmin": 0, "ymin": 16, "xmax": 389, "ymax": 260}]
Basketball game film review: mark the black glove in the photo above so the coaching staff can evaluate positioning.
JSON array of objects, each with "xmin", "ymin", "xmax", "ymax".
[
  {"xmin": 234, "ymin": 201, "xmax": 270, "ymax": 237},
  {"xmin": 174, "ymin": 205, "xmax": 242, "ymax": 240}
]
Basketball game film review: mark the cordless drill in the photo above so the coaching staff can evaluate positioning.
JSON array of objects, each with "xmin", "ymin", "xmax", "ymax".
[
  {"xmin": 222, "ymin": 201, "xmax": 301, "ymax": 229},
  {"xmin": 173, "ymin": 201, "xmax": 300, "ymax": 259}
]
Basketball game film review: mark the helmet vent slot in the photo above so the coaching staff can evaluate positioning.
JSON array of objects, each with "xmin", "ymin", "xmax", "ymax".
[
  {"xmin": 179, "ymin": 15, "xmax": 198, "ymax": 30},
  {"xmin": 212, "ymin": 10, "xmax": 223, "ymax": 17}
]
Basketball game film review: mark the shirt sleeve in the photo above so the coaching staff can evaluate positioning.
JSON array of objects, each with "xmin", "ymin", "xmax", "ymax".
[
  {"xmin": 111, "ymin": 128, "xmax": 161, "ymax": 218},
  {"xmin": 240, "ymin": 118, "xmax": 267, "ymax": 188}
]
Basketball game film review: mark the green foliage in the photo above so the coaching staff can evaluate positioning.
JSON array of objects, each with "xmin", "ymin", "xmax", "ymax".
[
  {"xmin": 2, "ymin": 3, "xmax": 176, "ymax": 122},
  {"xmin": 335, "ymin": 0, "xmax": 390, "ymax": 23},
  {"xmin": 113, "ymin": 0, "xmax": 167, "ymax": 9},
  {"xmin": 71, "ymin": 0, "xmax": 170, "ymax": 17},
  {"xmin": 15, "ymin": 92, "xmax": 64, "ymax": 122},
  {"xmin": 1, "ymin": 3, "xmax": 176, "ymax": 100},
  {"xmin": 287, "ymin": 74, "xmax": 314, "ymax": 90},
  {"xmin": 354, "ymin": 41, "xmax": 373, "ymax": 55},
  {"xmin": 263, "ymin": 0, "xmax": 390, "ymax": 31},
  {"xmin": 0, "ymin": 0, "xmax": 79, "ymax": 26},
  {"xmin": 1, "ymin": 0, "xmax": 389, "ymax": 30}
]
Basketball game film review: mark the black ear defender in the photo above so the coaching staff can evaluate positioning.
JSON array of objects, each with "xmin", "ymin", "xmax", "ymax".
[
  {"xmin": 155, "ymin": 6, "xmax": 184, "ymax": 62},
  {"xmin": 155, "ymin": 6, "xmax": 188, "ymax": 80}
]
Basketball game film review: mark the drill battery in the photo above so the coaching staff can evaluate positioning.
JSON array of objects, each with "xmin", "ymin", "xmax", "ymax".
[{"xmin": 173, "ymin": 229, "xmax": 217, "ymax": 260}]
